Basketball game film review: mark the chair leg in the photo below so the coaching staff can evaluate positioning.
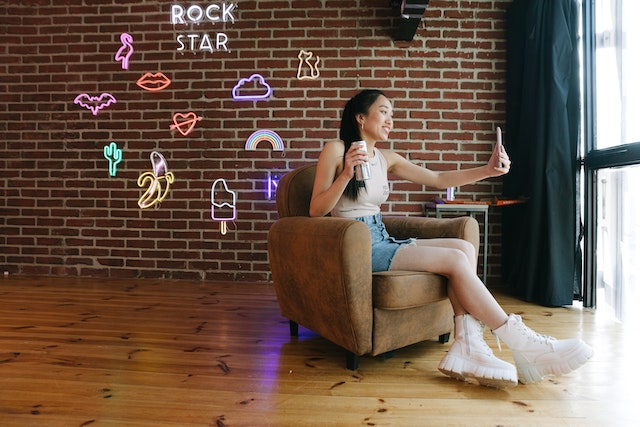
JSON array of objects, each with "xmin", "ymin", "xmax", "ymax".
[
  {"xmin": 345, "ymin": 351, "xmax": 359, "ymax": 371},
  {"xmin": 289, "ymin": 320, "xmax": 299, "ymax": 337},
  {"xmin": 439, "ymin": 332, "xmax": 451, "ymax": 344}
]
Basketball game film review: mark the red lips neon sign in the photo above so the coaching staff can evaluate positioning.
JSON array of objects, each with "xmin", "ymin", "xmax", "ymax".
[{"xmin": 136, "ymin": 72, "xmax": 172, "ymax": 92}]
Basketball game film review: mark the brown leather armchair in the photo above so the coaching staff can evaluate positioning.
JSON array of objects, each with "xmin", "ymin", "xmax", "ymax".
[{"xmin": 268, "ymin": 165, "xmax": 480, "ymax": 370}]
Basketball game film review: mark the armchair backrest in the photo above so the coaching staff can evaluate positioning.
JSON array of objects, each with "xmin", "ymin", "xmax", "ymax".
[{"xmin": 276, "ymin": 164, "xmax": 317, "ymax": 218}]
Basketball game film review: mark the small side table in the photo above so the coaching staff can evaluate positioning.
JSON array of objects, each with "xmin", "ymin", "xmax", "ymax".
[{"xmin": 425, "ymin": 202, "xmax": 489, "ymax": 284}]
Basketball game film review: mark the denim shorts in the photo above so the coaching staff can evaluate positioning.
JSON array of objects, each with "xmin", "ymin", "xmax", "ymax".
[{"xmin": 354, "ymin": 213, "xmax": 416, "ymax": 272}]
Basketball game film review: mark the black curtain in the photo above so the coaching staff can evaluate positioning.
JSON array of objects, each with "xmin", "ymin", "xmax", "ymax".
[{"xmin": 502, "ymin": 0, "xmax": 581, "ymax": 307}]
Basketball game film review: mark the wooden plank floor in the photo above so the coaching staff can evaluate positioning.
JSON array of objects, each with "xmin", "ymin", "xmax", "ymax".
[{"xmin": 0, "ymin": 275, "xmax": 636, "ymax": 427}]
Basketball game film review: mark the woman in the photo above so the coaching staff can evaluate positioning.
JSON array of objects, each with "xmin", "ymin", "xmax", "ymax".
[{"xmin": 309, "ymin": 89, "xmax": 592, "ymax": 388}]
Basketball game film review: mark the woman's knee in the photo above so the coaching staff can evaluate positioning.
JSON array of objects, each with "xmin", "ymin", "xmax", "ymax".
[
  {"xmin": 465, "ymin": 241, "xmax": 478, "ymax": 261},
  {"xmin": 390, "ymin": 245, "xmax": 474, "ymax": 275},
  {"xmin": 448, "ymin": 248, "xmax": 473, "ymax": 270},
  {"xmin": 426, "ymin": 247, "xmax": 472, "ymax": 274},
  {"xmin": 454, "ymin": 239, "xmax": 475, "ymax": 255},
  {"xmin": 447, "ymin": 239, "xmax": 476, "ymax": 265}
]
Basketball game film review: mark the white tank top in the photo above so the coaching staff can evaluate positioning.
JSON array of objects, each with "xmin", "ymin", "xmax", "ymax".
[{"xmin": 331, "ymin": 147, "xmax": 390, "ymax": 218}]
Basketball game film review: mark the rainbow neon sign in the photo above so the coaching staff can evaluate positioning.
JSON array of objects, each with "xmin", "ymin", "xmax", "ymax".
[{"xmin": 244, "ymin": 129, "xmax": 284, "ymax": 151}]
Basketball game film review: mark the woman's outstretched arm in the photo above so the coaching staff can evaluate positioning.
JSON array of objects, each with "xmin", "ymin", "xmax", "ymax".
[{"xmin": 384, "ymin": 142, "xmax": 510, "ymax": 190}]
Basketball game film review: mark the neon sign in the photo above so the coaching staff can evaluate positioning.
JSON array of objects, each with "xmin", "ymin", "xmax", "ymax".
[
  {"xmin": 103, "ymin": 142, "xmax": 123, "ymax": 177},
  {"xmin": 170, "ymin": 112, "xmax": 202, "ymax": 136},
  {"xmin": 232, "ymin": 74, "xmax": 272, "ymax": 101},
  {"xmin": 244, "ymin": 129, "xmax": 284, "ymax": 151},
  {"xmin": 177, "ymin": 33, "xmax": 229, "ymax": 53},
  {"xmin": 73, "ymin": 93, "xmax": 117, "ymax": 115},
  {"xmin": 211, "ymin": 178, "xmax": 237, "ymax": 235},
  {"xmin": 266, "ymin": 171, "xmax": 282, "ymax": 200},
  {"xmin": 137, "ymin": 151, "xmax": 175, "ymax": 209},
  {"xmin": 171, "ymin": 3, "xmax": 237, "ymax": 53},
  {"xmin": 297, "ymin": 50, "xmax": 320, "ymax": 80},
  {"xmin": 115, "ymin": 33, "xmax": 134, "ymax": 70},
  {"xmin": 136, "ymin": 72, "xmax": 171, "ymax": 92},
  {"xmin": 171, "ymin": 4, "xmax": 237, "ymax": 24}
]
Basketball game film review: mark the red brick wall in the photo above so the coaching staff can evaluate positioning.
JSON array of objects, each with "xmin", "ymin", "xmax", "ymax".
[{"xmin": 0, "ymin": 0, "xmax": 511, "ymax": 284}]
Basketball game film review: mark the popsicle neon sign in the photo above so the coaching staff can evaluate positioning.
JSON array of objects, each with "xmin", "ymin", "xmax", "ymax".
[
  {"xmin": 211, "ymin": 178, "xmax": 237, "ymax": 235},
  {"xmin": 171, "ymin": 3, "xmax": 237, "ymax": 53}
]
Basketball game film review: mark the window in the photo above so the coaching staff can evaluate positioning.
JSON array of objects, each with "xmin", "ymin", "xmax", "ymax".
[
  {"xmin": 595, "ymin": 166, "xmax": 640, "ymax": 322},
  {"xmin": 595, "ymin": 0, "xmax": 640, "ymax": 149},
  {"xmin": 584, "ymin": 0, "xmax": 640, "ymax": 321}
]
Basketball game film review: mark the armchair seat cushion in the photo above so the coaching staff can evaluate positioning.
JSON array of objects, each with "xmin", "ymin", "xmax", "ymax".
[{"xmin": 373, "ymin": 271, "xmax": 448, "ymax": 310}]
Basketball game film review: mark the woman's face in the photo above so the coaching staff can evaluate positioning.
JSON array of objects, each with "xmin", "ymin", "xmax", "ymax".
[{"xmin": 360, "ymin": 95, "xmax": 393, "ymax": 142}]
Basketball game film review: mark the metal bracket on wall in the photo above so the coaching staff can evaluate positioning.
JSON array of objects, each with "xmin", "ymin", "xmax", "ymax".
[{"xmin": 393, "ymin": 0, "xmax": 430, "ymax": 42}]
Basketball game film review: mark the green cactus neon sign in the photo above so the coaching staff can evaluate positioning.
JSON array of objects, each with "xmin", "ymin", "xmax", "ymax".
[{"xmin": 103, "ymin": 142, "xmax": 123, "ymax": 177}]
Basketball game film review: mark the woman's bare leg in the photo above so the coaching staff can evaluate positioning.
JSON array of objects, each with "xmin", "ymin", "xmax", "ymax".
[
  {"xmin": 415, "ymin": 238, "xmax": 478, "ymax": 270},
  {"xmin": 390, "ymin": 239, "xmax": 508, "ymax": 330}
]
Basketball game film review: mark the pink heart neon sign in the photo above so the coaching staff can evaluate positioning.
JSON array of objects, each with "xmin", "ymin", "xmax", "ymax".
[{"xmin": 170, "ymin": 112, "xmax": 202, "ymax": 136}]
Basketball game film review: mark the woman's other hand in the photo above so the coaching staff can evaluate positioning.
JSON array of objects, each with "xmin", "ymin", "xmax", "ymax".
[{"xmin": 341, "ymin": 142, "xmax": 369, "ymax": 180}]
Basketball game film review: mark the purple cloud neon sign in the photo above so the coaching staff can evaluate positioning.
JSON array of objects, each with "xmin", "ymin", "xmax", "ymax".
[{"xmin": 232, "ymin": 74, "xmax": 272, "ymax": 101}]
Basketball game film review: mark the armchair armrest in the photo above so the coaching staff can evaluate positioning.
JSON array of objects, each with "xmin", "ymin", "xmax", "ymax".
[
  {"xmin": 383, "ymin": 215, "xmax": 480, "ymax": 256},
  {"xmin": 268, "ymin": 216, "xmax": 374, "ymax": 356}
]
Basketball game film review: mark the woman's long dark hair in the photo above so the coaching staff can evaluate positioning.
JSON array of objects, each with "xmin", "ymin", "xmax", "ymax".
[{"xmin": 339, "ymin": 89, "xmax": 386, "ymax": 200}]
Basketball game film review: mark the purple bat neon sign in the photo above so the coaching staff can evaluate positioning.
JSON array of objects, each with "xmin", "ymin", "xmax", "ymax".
[{"xmin": 73, "ymin": 93, "xmax": 117, "ymax": 115}]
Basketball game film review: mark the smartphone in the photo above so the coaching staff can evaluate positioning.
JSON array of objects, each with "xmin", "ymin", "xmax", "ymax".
[{"xmin": 496, "ymin": 126, "xmax": 503, "ymax": 168}]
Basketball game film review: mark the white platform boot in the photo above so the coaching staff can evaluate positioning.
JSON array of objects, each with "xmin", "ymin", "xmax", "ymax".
[
  {"xmin": 438, "ymin": 314, "xmax": 518, "ymax": 388},
  {"xmin": 492, "ymin": 314, "xmax": 594, "ymax": 384}
]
